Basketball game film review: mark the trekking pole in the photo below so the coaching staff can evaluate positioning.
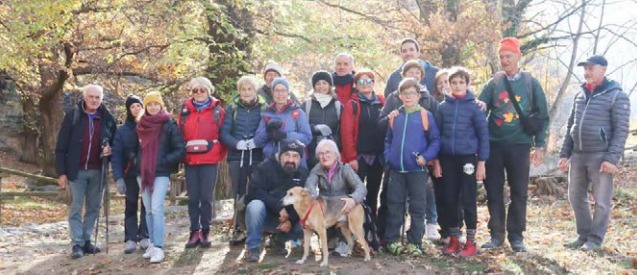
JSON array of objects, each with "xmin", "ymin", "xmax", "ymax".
[{"xmin": 94, "ymin": 138, "xmax": 110, "ymax": 254}]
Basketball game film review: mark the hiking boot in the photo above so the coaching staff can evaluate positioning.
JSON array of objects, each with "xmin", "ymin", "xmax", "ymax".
[
  {"xmin": 481, "ymin": 237, "xmax": 503, "ymax": 249},
  {"xmin": 139, "ymin": 238, "xmax": 150, "ymax": 250},
  {"xmin": 143, "ymin": 244, "xmax": 155, "ymax": 259},
  {"xmin": 185, "ymin": 230, "xmax": 201, "ymax": 249},
  {"xmin": 230, "ymin": 229, "xmax": 246, "ymax": 246},
  {"xmin": 386, "ymin": 242, "xmax": 404, "ymax": 256},
  {"xmin": 149, "ymin": 247, "xmax": 164, "ymax": 263},
  {"xmin": 246, "ymin": 248, "xmax": 260, "ymax": 262},
  {"xmin": 83, "ymin": 241, "xmax": 101, "ymax": 254},
  {"xmin": 564, "ymin": 239, "xmax": 587, "ymax": 249},
  {"xmin": 405, "ymin": 243, "xmax": 423, "ymax": 257},
  {"xmin": 580, "ymin": 242, "xmax": 602, "ymax": 252},
  {"xmin": 426, "ymin": 224, "xmax": 441, "ymax": 240},
  {"xmin": 510, "ymin": 240, "xmax": 527, "ymax": 252},
  {"xmin": 459, "ymin": 240, "xmax": 477, "ymax": 257},
  {"xmin": 71, "ymin": 245, "xmax": 84, "ymax": 259},
  {"xmin": 443, "ymin": 236, "xmax": 461, "ymax": 255},
  {"xmin": 201, "ymin": 229, "xmax": 211, "ymax": 248},
  {"xmin": 124, "ymin": 240, "xmax": 137, "ymax": 254}
]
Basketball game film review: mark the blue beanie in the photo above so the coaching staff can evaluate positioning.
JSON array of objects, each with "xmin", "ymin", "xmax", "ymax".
[{"xmin": 271, "ymin": 77, "xmax": 289, "ymax": 91}]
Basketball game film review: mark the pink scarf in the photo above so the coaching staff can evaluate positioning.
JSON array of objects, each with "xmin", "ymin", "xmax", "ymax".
[{"xmin": 137, "ymin": 111, "xmax": 171, "ymax": 192}]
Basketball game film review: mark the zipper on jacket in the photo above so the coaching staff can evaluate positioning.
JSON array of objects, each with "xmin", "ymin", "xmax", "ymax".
[
  {"xmin": 85, "ymin": 117, "xmax": 95, "ymax": 169},
  {"xmin": 452, "ymin": 101, "xmax": 459, "ymax": 155},
  {"xmin": 400, "ymin": 112, "xmax": 408, "ymax": 172}
]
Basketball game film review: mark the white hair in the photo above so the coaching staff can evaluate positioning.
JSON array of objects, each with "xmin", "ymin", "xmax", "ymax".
[
  {"xmin": 189, "ymin": 76, "xmax": 215, "ymax": 95},
  {"xmin": 315, "ymin": 139, "xmax": 341, "ymax": 162},
  {"xmin": 82, "ymin": 84, "xmax": 104, "ymax": 100},
  {"xmin": 237, "ymin": 75, "xmax": 258, "ymax": 91},
  {"xmin": 335, "ymin": 52, "xmax": 354, "ymax": 65}
]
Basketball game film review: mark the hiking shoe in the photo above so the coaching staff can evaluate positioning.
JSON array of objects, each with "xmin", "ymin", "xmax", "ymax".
[
  {"xmin": 201, "ymin": 229, "xmax": 211, "ymax": 248},
  {"xmin": 580, "ymin": 242, "xmax": 602, "ymax": 252},
  {"xmin": 83, "ymin": 241, "xmax": 101, "ymax": 254},
  {"xmin": 185, "ymin": 230, "xmax": 201, "ymax": 249},
  {"xmin": 481, "ymin": 238, "xmax": 503, "ymax": 249},
  {"xmin": 246, "ymin": 248, "xmax": 260, "ymax": 262},
  {"xmin": 139, "ymin": 238, "xmax": 150, "ymax": 250},
  {"xmin": 426, "ymin": 224, "xmax": 441, "ymax": 240},
  {"xmin": 564, "ymin": 239, "xmax": 587, "ymax": 249},
  {"xmin": 386, "ymin": 242, "xmax": 404, "ymax": 256},
  {"xmin": 150, "ymin": 247, "xmax": 164, "ymax": 263},
  {"xmin": 124, "ymin": 240, "xmax": 137, "ymax": 254},
  {"xmin": 71, "ymin": 245, "xmax": 84, "ymax": 259},
  {"xmin": 405, "ymin": 243, "xmax": 423, "ymax": 257},
  {"xmin": 143, "ymin": 244, "xmax": 155, "ymax": 259},
  {"xmin": 230, "ymin": 230, "xmax": 246, "ymax": 245},
  {"xmin": 459, "ymin": 240, "xmax": 477, "ymax": 257},
  {"xmin": 443, "ymin": 236, "xmax": 461, "ymax": 255},
  {"xmin": 510, "ymin": 240, "xmax": 527, "ymax": 252}
]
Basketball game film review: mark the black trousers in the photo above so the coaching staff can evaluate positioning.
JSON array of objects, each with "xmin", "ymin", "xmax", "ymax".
[
  {"xmin": 439, "ymin": 155, "xmax": 478, "ymax": 231},
  {"xmin": 484, "ymin": 143, "xmax": 531, "ymax": 242},
  {"xmin": 124, "ymin": 176, "xmax": 148, "ymax": 241},
  {"xmin": 356, "ymin": 157, "xmax": 384, "ymax": 217}
]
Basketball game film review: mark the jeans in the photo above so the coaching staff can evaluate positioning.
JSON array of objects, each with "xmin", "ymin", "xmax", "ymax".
[
  {"xmin": 245, "ymin": 200, "xmax": 302, "ymax": 250},
  {"xmin": 439, "ymin": 155, "xmax": 478, "ymax": 231},
  {"xmin": 124, "ymin": 176, "xmax": 148, "ymax": 242},
  {"xmin": 568, "ymin": 152, "xmax": 614, "ymax": 245},
  {"xmin": 484, "ymin": 143, "xmax": 531, "ymax": 242},
  {"xmin": 425, "ymin": 176, "xmax": 438, "ymax": 225},
  {"xmin": 185, "ymin": 164, "xmax": 218, "ymax": 231},
  {"xmin": 68, "ymin": 169, "xmax": 102, "ymax": 246},
  {"xmin": 140, "ymin": 176, "xmax": 169, "ymax": 248},
  {"xmin": 385, "ymin": 170, "xmax": 427, "ymax": 245}
]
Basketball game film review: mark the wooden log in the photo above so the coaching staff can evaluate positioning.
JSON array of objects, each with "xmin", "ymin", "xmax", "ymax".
[
  {"xmin": 0, "ymin": 166, "xmax": 58, "ymax": 184},
  {"xmin": 0, "ymin": 191, "xmax": 190, "ymax": 201}
]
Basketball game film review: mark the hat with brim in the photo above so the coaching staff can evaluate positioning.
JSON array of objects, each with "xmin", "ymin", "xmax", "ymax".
[{"xmin": 577, "ymin": 55, "xmax": 608, "ymax": 67}]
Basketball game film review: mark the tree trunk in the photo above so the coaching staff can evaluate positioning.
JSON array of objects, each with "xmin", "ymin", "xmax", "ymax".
[
  {"xmin": 20, "ymin": 94, "xmax": 40, "ymax": 164},
  {"xmin": 39, "ymin": 94, "xmax": 64, "ymax": 177}
]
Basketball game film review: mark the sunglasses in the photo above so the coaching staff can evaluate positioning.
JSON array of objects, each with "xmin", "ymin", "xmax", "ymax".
[
  {"xmin": 192, "ymin": 88, "xmax": 207, "ymax": 94},
  {"xmin": 357, "ymin": 79, "xmax": 373, "ymax": 85}
]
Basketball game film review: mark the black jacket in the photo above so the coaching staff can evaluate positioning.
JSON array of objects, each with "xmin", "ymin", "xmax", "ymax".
[
  {"xmin": 55, "ymin": 101, "xmax": 116, "ymax": 181},
  {"xmin": 247, "ymin": 158, "xmax": 309, "ymax": 223},
  {"xmin": 135, "ymin": 119, "xmax": 185, "ymax": 177},
  {"xmin": 301, "ymin": 96, "xmax": 341, "ymax": 167},
  {"xmin": 111, "ymin": 120, "xmax": 139, "ymax": 180}
]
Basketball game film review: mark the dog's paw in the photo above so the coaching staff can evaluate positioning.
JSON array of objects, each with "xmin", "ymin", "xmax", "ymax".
[
  {"xmin": 296, "ymin": 259, "xmax": 305, "ymax": 265},
  {"xmin": 364, "ymin": 256, "xmax": 371, "ymax": 262},
  {"xmin": 319, "ymin": 261, "xmax": 328, "ymax": 267}
]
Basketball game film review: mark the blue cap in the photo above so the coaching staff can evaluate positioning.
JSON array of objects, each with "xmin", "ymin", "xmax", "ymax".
[{"xmin": 577, "ymin": 55, "xmax": 608, "ymax": 67}]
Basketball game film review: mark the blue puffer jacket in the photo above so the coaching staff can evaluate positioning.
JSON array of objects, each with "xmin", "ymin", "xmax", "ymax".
[
  {"xmin": 254, "ymin": 101, "xmax": 313, "ymax": 159},
  {"xmin": 384, "ymin": 106, "xmax": 440, "ymax": 172},
  {"xmin": 220, "ymin": 95, "xmax": 266, "ymax": 163},
  {"xmin": 111, "ymin": 120, "xmax": 139, "ymax": 180},
  {"xmin": 435, "ymin": 91, "xmax": 489, "ymax": 160}
]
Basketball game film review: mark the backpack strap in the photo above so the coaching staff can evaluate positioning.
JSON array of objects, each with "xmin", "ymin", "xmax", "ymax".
[
  {"xmin": 213, "ymin": 105, "xmax": 222, "ymax": 128},
  {"xmin": 303, "ymin": 100, "xmax": 312, "ymax": 119},
  {"xmin": 389, "ymin": 109, "xmax": 429, "ymax": 131},
  {"xmin": 179, "ymin": 102, "xmax": 189, "ymax": 131},
  {"xmin": 291, "ymin": 108, "xmax": 300, "ymax": 131}
]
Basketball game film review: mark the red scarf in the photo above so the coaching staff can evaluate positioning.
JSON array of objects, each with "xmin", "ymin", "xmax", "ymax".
[{"xmin": 137, "ymin": 111, "xmax": 171, "ymax": 192}]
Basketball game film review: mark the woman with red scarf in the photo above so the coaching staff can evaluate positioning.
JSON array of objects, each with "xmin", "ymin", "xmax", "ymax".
[{"xmin": 136, "ymin": 91, "xmax": 185, "ymax": 263}]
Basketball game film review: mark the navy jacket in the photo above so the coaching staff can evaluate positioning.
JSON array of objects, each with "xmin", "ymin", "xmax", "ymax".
[
  {"xmin": 111, "ymin": 120, "xmax": 139, "ymax": 180},
  {"xmin": 55, "ymin": 101, "xmax": 116, "ymax": 181},
  {"xmin": 220, "ymin": 95, "xmax": 266, "ymax": 163},
  {"xmin": 435, "ymin": 91, "xmax": 490, "ymax": 161}
]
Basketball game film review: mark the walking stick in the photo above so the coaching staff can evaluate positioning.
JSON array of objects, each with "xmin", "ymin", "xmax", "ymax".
[{"xmin": 94, "ymin": 138, "xmax": 110, "ymax": 254}]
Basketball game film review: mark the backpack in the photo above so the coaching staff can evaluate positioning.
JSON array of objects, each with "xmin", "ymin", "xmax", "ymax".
[
  {"xmin": 179, "ymin": 102, "xmax": 222, "ymax": 131},
  {"xmin": 389, "ymin": 108, "xmax": 429, "ymax": 131}
]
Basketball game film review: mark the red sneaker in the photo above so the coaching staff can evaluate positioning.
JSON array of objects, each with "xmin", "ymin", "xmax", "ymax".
[
  {"xmin": 185, "ymin": 230, "xmax": 201, "ymax": 248},
  {"xmin": 459, "ymin": 240, "xmax": 477, "ymax": 257},
  {"xmin": 442, "ymin": 236, "xmax": 460, "ymax": 255}
]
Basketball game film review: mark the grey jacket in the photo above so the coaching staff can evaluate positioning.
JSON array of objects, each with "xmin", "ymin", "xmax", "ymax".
[
  {"xmin": 560, "ymin": 78, "xmax": 631, "ymax": 164},
  {"xmin": 305, "ymin": 162, "xmax": 367, "ymax": 204}
]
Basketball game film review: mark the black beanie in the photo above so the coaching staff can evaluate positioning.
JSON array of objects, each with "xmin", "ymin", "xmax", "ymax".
[
  {"xmin": 311, "ymin": 70, "xmax": 333, "ymax": 88},
  {"xmin": 125, "ymin": 94, "xmax": 143, "ymax": 122},
  {"xmin": 279, "ymin": 139, "xmax": 305, "ymax": 157}
]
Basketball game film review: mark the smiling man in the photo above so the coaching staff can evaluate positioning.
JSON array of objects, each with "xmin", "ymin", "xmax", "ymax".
[{"xmin": 559, "ymin": 55, "xmax": 631, "ymax": 252}]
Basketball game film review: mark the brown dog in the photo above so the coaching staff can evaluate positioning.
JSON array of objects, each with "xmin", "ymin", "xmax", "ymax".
[{"xmin": 282, "ymin": 186, "xmax": 371, "ymax": 267}]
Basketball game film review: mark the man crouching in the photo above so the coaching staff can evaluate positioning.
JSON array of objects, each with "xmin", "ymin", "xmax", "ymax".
[{"xmin": 244, "ymin": 139, "xmax": 309, "ymax": 262}]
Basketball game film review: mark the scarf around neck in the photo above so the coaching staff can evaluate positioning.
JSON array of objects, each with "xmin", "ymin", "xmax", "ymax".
[
  {"xmin": 333, "ymin": 73, "xmax": 354, "ymax": 86},
  {"xmin": 313, "ymin": 92, "xmax": 333, "ymax": 109},
  {"xmin": 193, "ymin": 97, "xmax": 212, "ymax": 111},
  {"xmin": 137, "ymin": 111, "xmax": 171, "ymax": 192}
]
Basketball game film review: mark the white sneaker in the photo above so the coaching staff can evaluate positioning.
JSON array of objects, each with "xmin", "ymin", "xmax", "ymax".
[
  {"xmin": 334, "ymin": 241, "xmax": 350, "ymax": 257},
  {"xmin": 426, "ymin": 224, "xmax": 441, "ymax": 240},
  {"xmin": 150, "ymin": 248, "xmax": 164, "ymax": 263},
  {"xmin": 139, "ymin": 238, "xmax": 150, "ymax": 250},
  {"xmin": 124, "ymin": 240, "xmax": 137, "ymax": 254},
  {"xmin": 142, "ymin": 244, "xmax": 155, "ymax": 259}
]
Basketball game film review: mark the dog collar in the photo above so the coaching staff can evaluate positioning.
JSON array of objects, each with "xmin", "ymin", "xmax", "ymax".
[{"xmin": 300, "ymin": 200, "xmax": 324, "ymax": 228}]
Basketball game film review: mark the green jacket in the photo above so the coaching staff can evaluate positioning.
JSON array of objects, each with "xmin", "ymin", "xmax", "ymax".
[{"xmin": 478, "ymin": 71, "xmax": 549, "ymax": 148}]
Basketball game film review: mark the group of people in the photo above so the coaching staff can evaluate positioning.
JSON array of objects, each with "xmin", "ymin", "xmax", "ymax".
[{"xmin": 55, "ymin": 35, "xmax": 631, "ymax": 264}]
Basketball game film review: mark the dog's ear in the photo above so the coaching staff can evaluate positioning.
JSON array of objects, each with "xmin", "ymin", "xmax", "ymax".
[{"xmin": 301, "ymin": 188, "xmax": 311, "ymax": 197}]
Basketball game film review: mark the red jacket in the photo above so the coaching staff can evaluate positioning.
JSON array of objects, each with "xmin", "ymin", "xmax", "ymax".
[
  {"xmin": 179, "ymin": 98, "xmax": 227, "ymax": 165},
  {"xmin": 340, "ymin": 93, "xmax": 385, "ymax": 163}
]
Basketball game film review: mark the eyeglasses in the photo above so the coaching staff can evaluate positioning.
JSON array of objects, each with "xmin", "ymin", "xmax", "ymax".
[
  {"xmin": 317, "ymin": 151, "xmax": 333, "ymax": 157},
  {"xmin": 192, "ymin": 88, "xmax": 207, "ymax": 94},
  {"xmin": 400, "ymin": 91, "xmax": 418, "ymax": 97},
  {"xmin": 273, "ymin": 88, "xmax": 288, "ymax": 93},
  {"xmin": 357, "ymin": 79, "xmax": 373, "ymax": 85}
]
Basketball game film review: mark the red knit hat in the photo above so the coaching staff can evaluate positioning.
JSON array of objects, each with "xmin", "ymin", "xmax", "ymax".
[{"xmin": 498, "ymin": 37, "xmax": 521, "ymax": 54}]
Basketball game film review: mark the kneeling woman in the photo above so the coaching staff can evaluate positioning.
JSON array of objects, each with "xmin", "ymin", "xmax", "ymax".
[{"xmin": 137, "ymin": 91, "xmax": 185, "ymax": 263}]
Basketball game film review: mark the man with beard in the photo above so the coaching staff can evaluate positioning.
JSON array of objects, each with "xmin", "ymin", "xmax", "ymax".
[{"xmin": 244, "ymin": 140, "xmax": 309, "ymax": 262}]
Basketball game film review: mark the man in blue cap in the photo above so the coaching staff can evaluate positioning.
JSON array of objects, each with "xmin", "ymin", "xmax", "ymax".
[{"xmin": 559, "ymin": 55, "xmax": 631, "ymax": 251}]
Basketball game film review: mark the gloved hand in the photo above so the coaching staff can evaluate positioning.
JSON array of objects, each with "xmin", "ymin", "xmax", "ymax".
[
  {"xmin": 312, "ymin": 124, "xmax": 332, "ymax": 137},
  {"xmin": 236, "ymin": 140, "xmax": 248, "ymax": 150},
  {"xmin": 116, "ymin": 178, "xmax": 126, "ymax": 195},
  {"xmin": 269, "ymin": 130, "xmax": 286, "ymax": 142},
  {"xmin": 246, "ymin": 138, "xmax": 256, "ymax": 150},
  {"xmin": 266, "ymin": 120, "xmax": 283, "ymax": 135}
]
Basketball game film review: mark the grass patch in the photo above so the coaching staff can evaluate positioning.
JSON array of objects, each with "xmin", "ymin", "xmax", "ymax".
[{"xmin": 255, "ymin": 261, "xmax": 281, "ymax": 269}]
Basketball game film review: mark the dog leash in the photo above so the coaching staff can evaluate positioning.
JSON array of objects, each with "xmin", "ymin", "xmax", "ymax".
[{"xmin": 299, "ymin": 200, "xmax": 324, "ymax": 228}]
